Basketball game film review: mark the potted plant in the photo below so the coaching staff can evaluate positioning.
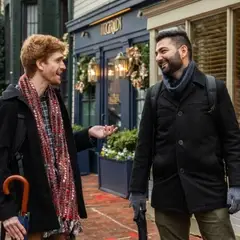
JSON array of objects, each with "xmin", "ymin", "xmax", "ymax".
[
  {"xmin": 72, "ymin": 124, "xmax": 90, "ymax": 176},
  {"xmin": 99, "ymin": 129, "xmax": 137, "ymax": 198}
]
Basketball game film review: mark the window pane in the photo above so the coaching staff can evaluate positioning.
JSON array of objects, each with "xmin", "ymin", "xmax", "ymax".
[
  {"xmin": 81, "ymin": 86, "xmax": 96, "ymax": 127},
  {"xmin": 191, "ymin": 13, "xmax": 227, "ymax": 82},
  {"xmin": 82, "ymin": 102, "xmax": 90, "ymax": 127},
  {"xmin": 27, "ymin": 4, "xmax": 38, "ymax": 37},
  {"xmin": 136, "ymin": 89, "xmax": 146, "ymax": 128},
  {"xmin": 108, "ymin": 59, "xmax": 121, "ymax": 127},
  {"xmin": 234, "ymin": 9, "xmax": 240, "ymax": 122},
  {"xmin": 90, "ymin": 101, "xmax": 96, "ymax": 126}
]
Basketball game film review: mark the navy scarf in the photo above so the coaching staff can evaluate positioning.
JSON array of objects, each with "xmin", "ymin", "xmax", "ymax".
[{"xmin": 162, "ymin": 61, "xmax": 196, "ymax": 100}]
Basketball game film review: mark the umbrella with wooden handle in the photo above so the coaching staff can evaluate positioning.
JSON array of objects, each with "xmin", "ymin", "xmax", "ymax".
[{"xmin": 2, "ymin": 175, "xmax": 30, "ymax": 240}]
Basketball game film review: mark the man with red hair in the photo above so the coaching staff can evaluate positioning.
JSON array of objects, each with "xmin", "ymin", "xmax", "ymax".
[{"xmin": 0, "ymin": 34, "xmax": 116, "ymax": 240}]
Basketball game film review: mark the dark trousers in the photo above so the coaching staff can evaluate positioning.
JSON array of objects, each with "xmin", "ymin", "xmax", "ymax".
[{"xmin": 155, "ymin": 208, "xmax": 236, "ymax": 240}]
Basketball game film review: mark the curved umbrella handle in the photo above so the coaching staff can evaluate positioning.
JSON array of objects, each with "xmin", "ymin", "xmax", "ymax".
[{"xmin": 3, "ymin": 175, "xmax": 29, "ymax": 216}]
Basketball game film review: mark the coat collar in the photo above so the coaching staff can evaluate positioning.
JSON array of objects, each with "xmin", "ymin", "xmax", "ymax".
[
  {"xmin": 192, "ymin": 68, "xmax": 206, "ymax": 87},
  {"xmin": 159, "ymin": 67, "xmax": 206, "ymax": 106}
]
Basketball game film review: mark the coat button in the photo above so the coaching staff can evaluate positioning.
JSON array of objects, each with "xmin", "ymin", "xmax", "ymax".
[
  {"xmin": 178, "ymin": 111, "xmax": 183, "ymax": 116},
  {"xmin": 180, "ymin": 168, "xmax": 185, "ymax": 174},
  {"xmin": 178, "ymin": 140, "xmax": 183, "ymax": 145}
]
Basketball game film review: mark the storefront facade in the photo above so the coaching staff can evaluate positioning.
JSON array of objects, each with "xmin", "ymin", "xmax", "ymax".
[
  {"xmin": 66, "ymin": 0, "xmax": 159, "ymax": 172},
  {"xmin": 67, "ymin": 0, "xmax": 162, "ymax": 129},
  {"xmin": 141, "ymin": 0, "xmax": 240, "ymax": 236}
]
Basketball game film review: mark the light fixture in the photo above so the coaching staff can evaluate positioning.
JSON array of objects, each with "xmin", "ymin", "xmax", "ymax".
[
  {"xmin": 114, "ymin": 52, "xmax": 129, "ymax": 79},
  {"xmin": 88, "ymin": 57, "xmax": 100, "ymax": 83},
  {"xmin": 108, "ymin": 62, "xmax": 115, "ymax": 77}
]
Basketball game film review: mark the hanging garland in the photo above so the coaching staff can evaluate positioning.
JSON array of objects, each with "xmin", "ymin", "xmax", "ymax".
[
  {"xmin": 75, "ymin": 55, "xmax": 94, "ymax": 93},
  {"xmin": 126, "ymin": 43, "xmax": 149, "ymax": 89},
  {"xmin": 62, "ymin": 33, "xmax": 69, "ymax": 59}
]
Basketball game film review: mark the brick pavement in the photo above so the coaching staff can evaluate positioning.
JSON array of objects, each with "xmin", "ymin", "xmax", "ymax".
[{"xmin": 77, "ymin": 174, "xmax": 202, "ymax": 240}]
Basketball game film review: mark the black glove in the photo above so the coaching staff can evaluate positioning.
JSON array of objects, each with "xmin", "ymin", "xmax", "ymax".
[
  {"xmin": 129, "ymin": 192, "xmax": 147, "ymax": 219},
  {"xmin": 227, "ymin": 187, "xmax": 240, "ymax": 214}
]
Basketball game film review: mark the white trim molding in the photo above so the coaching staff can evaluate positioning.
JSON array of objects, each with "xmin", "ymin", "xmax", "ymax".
[{"xmin": 144, "ymin": 0, "xmax": 240, "ymax": 30}]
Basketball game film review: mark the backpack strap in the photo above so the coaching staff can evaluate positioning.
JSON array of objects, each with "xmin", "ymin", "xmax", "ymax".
[
  {"xmin": 150, "ymin": 81, "xmax": 163, "ymax": 164},
  {"xmin": 13, "ymin": 113, "xmax": 26, "ymax": 176},
  {"xmin": 205, "ymin": 74, "xmax": 217, "ymax": 113},
  {"xmin": 151, "ymin": 81, "xmax": 163, "ymax": 126}
]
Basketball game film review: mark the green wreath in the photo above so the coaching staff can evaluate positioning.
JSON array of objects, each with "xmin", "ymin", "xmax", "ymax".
[
  {"xmin": 75, "ymin": 55, "xmax": 93, "ymax": 93},
  {"xmin": 126, "ymin": 42, "xmax": 149, "ymax": 89}
]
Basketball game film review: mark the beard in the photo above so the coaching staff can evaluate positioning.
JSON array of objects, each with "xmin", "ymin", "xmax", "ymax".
[{"xmin": 158, "ymin": 51, "xmax": 183, "ymax": 77}]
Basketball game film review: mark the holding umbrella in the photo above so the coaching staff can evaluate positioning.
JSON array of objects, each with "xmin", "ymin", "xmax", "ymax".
[
  {"xmin": 1, "ymin": 175, "xmax": 30, "ymax": 240},
  {"xmin": 133, "ymin": 201, "xmax": 148, "ymax": 240},
  {"xmin": 129, "ymin": 193, "xmax": 148, "ymax": 240}
]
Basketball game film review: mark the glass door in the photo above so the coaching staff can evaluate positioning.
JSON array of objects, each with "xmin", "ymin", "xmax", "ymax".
[{"xmin": 102, "ymin": 48, "xmax": 122, "ymax": 127}]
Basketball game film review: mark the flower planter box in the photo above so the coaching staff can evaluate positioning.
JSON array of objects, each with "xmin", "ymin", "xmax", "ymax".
[
  {"xmin": 98, "ymin": 157, "xmax": 133, "ymax": 198},
  {"xmin": 77, "ymin": 150, "xmax": 90, "ymax": 176}
]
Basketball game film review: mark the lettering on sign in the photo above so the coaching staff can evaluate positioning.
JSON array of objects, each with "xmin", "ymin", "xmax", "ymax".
[{"xmin": 101, "ymin": 17, "xmax": 122, "ymax": 36}]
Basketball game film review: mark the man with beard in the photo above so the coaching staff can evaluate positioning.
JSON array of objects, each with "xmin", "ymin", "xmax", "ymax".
[
  {"xmin": 0, "ymin": 34, "xmax": 117, "ymax": 240},
  {"xmin": 129, "ymin": 29, "xmax": 240, "ymax": 240}
]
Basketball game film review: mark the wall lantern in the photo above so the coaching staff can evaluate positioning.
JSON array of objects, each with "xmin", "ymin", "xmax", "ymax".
[
  {"xmin": 114, "ymin": 52, "xmax": 129, "ymax": 79},
  {"xmin": 108, "ymin": 62, "xmax": 115, "ymax": 77},
  {"xmin": 88, "ymin": 57, "xmax": 100, "ymax": 83}
]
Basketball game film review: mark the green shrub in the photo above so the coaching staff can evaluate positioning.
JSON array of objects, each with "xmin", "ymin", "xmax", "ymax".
[
  {"xmin": 72, "ymin": 124, "xmax": 84, "ymax": 132},
  {"xmin": 100, "ymin": 129, "xmax": 138, "ymax": 161}
]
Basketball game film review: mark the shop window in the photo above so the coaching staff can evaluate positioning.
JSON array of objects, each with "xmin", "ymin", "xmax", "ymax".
[
  {"xmin": 4, "ymin": 4, "xmax": 10, "ymax": 83},
  {"xmin": 136, "ymin": 89, "xmax": 146, "ymax": 128},
  {"xmin": 234, "ymin": 9, "xmax": 240, "ymax": 122},
  {"xmin": 59, "ymin": 0, "xmax": 68, "ymax": 37},
  {"xmin": 82, "ymin": 86, "xmax": 96, "ymax": 127},
  {"xmin": 26, "ymin": 4, "xmax": 38, "ymax": 37},
  {"xmin": 107, "ymin": 59, "xmax": 121, "ymax": 127},
  {"xmin": 191, "ymin": 13, "xmax": 227, "ymax": 82},
  {"xmin": 22, "ymin": 2, "xmax": 38, "ymax": 40},
  {"xmin": 131, "ymin": 42, "xmax": 149, "ymax": 127}
]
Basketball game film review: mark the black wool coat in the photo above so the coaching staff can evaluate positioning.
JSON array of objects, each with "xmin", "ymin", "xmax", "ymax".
[
  {"xmin": 0, "ymin": 85, "xmax": 93, "ymax": 233},
  {"xmin": 130, "ymin": 68, "xmax": 240, "ymax": 214}
]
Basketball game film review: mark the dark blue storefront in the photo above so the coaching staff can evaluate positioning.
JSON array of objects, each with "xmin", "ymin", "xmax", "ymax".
[{"xmin": 67, "ymin": 0, "xmax": 157, "ymax": 173}]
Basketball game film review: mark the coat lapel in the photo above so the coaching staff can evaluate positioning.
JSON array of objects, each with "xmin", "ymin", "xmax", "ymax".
[
  {"xmin": 180, "ymin": 82, "xmax": 196, "ymax": 103},
  {"xmin": 180, "ymin": 68, "xmax": 206, "ymax": 103},
  {"xmin": 160, "ymin": 84, "xmax": 179, "ymax": 107}
]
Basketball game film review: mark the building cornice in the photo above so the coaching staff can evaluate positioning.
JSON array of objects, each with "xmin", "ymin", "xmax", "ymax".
[{"xmin": 142, "ymin": 0, "xmax": 201, "ymax": 18}]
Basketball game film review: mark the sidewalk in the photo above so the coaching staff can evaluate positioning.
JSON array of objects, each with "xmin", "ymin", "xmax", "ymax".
[{"xmin": 77, "ymin": 174, "xmax": 202, "ymax": 240}]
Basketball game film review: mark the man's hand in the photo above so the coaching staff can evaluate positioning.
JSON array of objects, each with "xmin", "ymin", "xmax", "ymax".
[
  {"xmin": 129, "ymin": 192, "xmax": 147, "ymax": 220},
  {"xmin": 88, "ymin": 125, "xmax": 118, "ymax": 139},
  {"xmin": 227, "ymin": 187, "xmax": 240, "ymax": 214},
  {"xmin": 3, "ymin": 216, "xmax": 26, "ymax": 240}
]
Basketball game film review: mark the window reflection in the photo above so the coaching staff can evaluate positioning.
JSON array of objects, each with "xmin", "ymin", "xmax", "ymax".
[{"xmin": 107, "ymin": 60, "xmax": 121, "ymax": 127}]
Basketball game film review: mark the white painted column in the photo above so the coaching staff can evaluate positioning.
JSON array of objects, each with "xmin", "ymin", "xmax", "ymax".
[{"xmin": 149, "ymin": 29, "xmax": 158, "ymax": 86}]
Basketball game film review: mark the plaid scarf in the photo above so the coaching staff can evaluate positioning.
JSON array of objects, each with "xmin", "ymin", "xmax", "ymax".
[{"xmin": 19, "ymin": 74, "xmax": 81, "ymax": 235}]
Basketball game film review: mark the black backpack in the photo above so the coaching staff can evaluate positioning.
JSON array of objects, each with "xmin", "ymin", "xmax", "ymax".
[
  {"xmin": 0, "ymin": 99, "xmax": 26, "ymax": 240},
  {"xmin": 150, "ymin": 75, "xmax": 217, "ymax": 120},
  {"xmin": 0, "ymin": 98, "xmax": 26, "ymax": 175}
]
